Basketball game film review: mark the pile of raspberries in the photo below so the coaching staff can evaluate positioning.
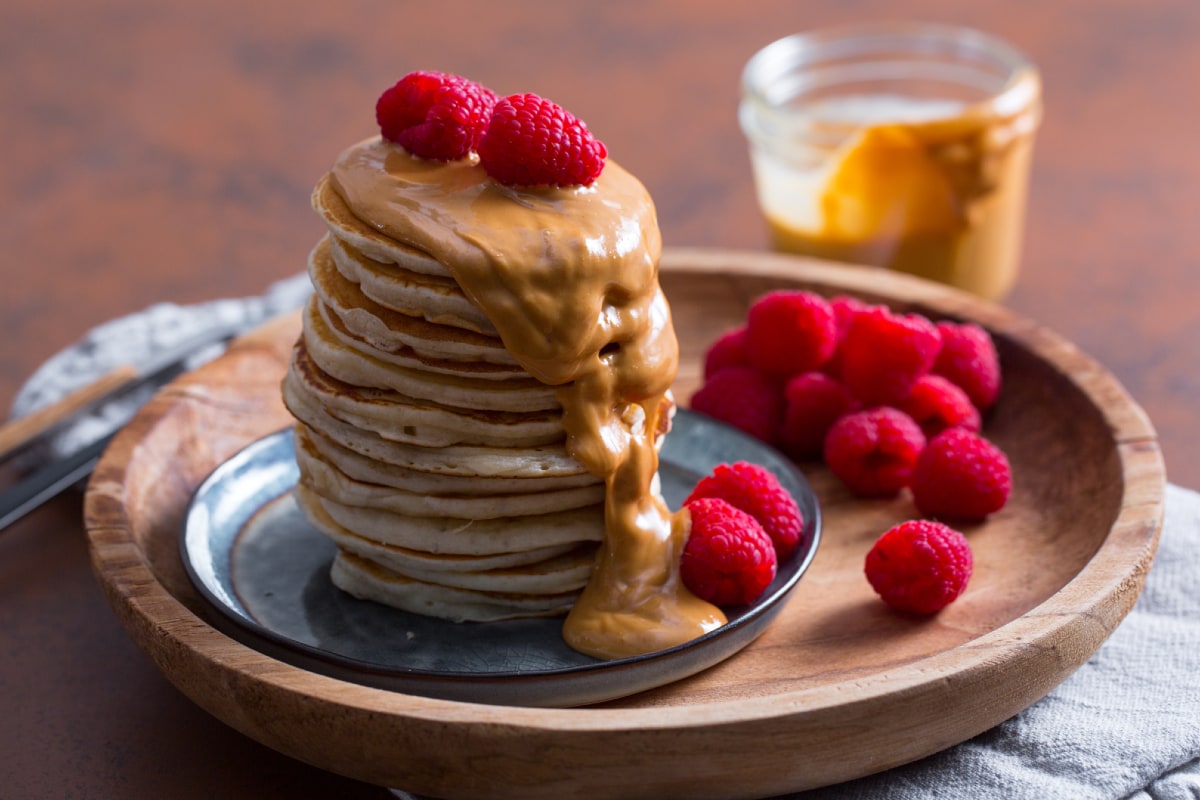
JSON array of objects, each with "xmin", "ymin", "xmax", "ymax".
[{"xmin": 688, "ymin": 290, "xmax": 1013, "ymax": 614}]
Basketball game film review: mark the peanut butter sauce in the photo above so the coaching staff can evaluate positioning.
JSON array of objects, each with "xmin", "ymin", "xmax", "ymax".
[
  {"xmin": 764, "ymin": 72, "xmax": 1041, "ymax": 300},
  {"xmin": 329, "ymin": 138, "xmax": 725, "ymax": 659}
]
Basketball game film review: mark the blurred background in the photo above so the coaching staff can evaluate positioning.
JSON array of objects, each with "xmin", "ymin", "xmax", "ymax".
[
  {"xmin": 3, "ymin": 0, "xmax": 1197, "ymax": 481},
  {"xmin": 5, "ymin": 0, "xmax": 1198, "ymax": 483}
]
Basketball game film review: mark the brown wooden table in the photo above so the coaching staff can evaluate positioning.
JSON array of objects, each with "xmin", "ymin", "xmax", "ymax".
[{"xmin": 2, "ymin": 1, "xmax": 1196, "ymax": 797}]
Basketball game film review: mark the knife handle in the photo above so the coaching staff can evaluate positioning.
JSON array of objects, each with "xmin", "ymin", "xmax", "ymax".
[{"xmin": 0, "ymin": 365, "xmax": 138, "ymax": 461}]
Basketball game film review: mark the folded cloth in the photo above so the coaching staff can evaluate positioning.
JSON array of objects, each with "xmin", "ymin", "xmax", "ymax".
[
  {"xmin": 7, "ymin": 274, "xmax": 310, "ymax": 459},
  {"xmin": 11, "ymin": 288, "xmax": 1199, "ymax": 800}
]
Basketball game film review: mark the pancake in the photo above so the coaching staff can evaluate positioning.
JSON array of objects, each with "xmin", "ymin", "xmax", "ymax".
[
  {"xmin": 309, "ymin": 237, "xmax": 518, "ymax": 366},
  {"xmin": 288, "ymin": 404, "xmax": 587, "ymax": 478},
  {"xmin": 295, "ymin": 484, "xmax": 604, "ymax": 555},
  {"xmin": 393, "ymin": 543, "xmax": 594, "ymax": 594},
  {"xmin": 332, "ymin": 527, "xmax": 594, "ymax": 594},
  {"xmin": 305, "ymin": 498, "xmax": 596, "ymax": 594},
  {"xmin": 313, "ymin": 174, "xmax": 452, "ymax": 279},
  {"xmin": 331, "ymin": 549, "xmax": 580, "ymax": 622},
  {"xmin": 302, "ymin": 295, "xmax": 560, "ymax": 413},
  {"xmin": 329, "ymin": 236, "xmax": 496, "ymax": 335},
  {"xmin": 284, "ymin": 342, "xmax": 565, "ymax": 448},
  {"xmin": 296, "ymin": 432, "xmax": 605, "ymax": 518},
  {"xmin": 296, "ymin": 484, "xmax": 581, "ymax": 571},
  {"xmin": 297, "ymin": 426, "xmax": 599, "ymax": 494},
  {"xmin": 316, "ymin": 291, "xmax": 523, "ymax": 381}
]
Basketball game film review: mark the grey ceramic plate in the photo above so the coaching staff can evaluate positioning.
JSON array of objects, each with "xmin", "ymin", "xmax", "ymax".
[{"xmin": 180, "ymin": 409, "xmax": 821, "ymax": 708}]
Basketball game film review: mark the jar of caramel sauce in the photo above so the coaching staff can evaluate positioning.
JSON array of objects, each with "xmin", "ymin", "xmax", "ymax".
[{"xmin": 740, "ymin": 23, "xmax": 1042, "ymax": 300}]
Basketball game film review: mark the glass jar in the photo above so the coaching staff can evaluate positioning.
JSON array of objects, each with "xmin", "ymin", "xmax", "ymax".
[{"xmin": 739, "ymin": 23, "xmax": 1042, "ymax": 300}]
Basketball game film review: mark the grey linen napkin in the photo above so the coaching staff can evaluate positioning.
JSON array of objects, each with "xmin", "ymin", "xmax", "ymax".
[
  {"xmin": 9, "ymin": 274, "xmax": 311, "ymax": 458},
  {"xmin": 11, "ymin": 288, "xmax": 1200, "ymax": 800}
]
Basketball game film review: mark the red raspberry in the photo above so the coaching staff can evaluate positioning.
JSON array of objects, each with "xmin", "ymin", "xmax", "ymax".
[
  {"xmin": 898, "ymin": 374, "xmax": 982, "ymax": 438},
  {"xmin": 830, "ymin": 294, "xmax": 870, "ymax": 335},
  {"xmin": 911, "ymin": 428, "xmax": 1012, "ymax": 520},
  {"xmin": 703, "ymin": 326, "xmax": 750, "ymax": 380},
  {"xmin": 780, "ymin": 372, "xmax": 857, "ymax": 460},
  {"xmin": 823, "ymin": 407, "xmax": 926, "ymax": 497},
  {"xmin": 690, "ymin": 367, "xmax": 783, "ymax": 445},
  {"xmin": 839, "ymin": 306, "xmax": 941, "ymax": 406},
  {"xmin": 823, "ymin": 295, "xmax": 871, "ymax": 380},
  {"xmin": 864, "ymin": 520, "xmax": 973, "ymax": 614},
  {"xmin": 680, "ymin": 498, "xmax": 778, "ymax": 607},
  {"xmin": 933, "ymin": 321, "xmax": 1002, "ymax": 411},
  {"xmin": 376, "ymin": 71, "xmax": 497, "ymax": 161},
  {"xmin": 746, "ymin": 291, "xmax": 838, "ymax": 377},
  {"xmin": 684, "ymin": 461, "xmax": 805, "ymax": 560},
  {"xmin": 478, "ymin": 93, "xmax": 607, "ymax": 187}
]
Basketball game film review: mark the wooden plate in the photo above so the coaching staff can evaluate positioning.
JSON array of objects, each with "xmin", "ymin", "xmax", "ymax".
[{"xmin": 84, "ymin": 248, "xmax": 1165, "ymax": 799}]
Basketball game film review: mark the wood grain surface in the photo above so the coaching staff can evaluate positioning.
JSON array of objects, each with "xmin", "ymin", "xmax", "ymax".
[
  {"xmin": 83, "ymin": 252, "xmax": 1164, "ymax": 799},
  {"xmin": 1, "ymin": 2, "xmax": 1193, "ymax": 798}
]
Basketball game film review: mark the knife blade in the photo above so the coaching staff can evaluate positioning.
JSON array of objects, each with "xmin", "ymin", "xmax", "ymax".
[{"xmin": 0, "ymin": 318, "xmax": 250, "ymax": 532}]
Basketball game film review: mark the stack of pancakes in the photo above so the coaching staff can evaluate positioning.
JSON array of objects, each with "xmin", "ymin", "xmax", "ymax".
[{"xmin": 282, "ymin": 175, "xmax": 609, "ymax": 622}]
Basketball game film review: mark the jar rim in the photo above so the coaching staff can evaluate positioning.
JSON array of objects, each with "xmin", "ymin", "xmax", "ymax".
[{"xmin": 742, "ymin": 22, "xmax": 1040, "ymax": 123}]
